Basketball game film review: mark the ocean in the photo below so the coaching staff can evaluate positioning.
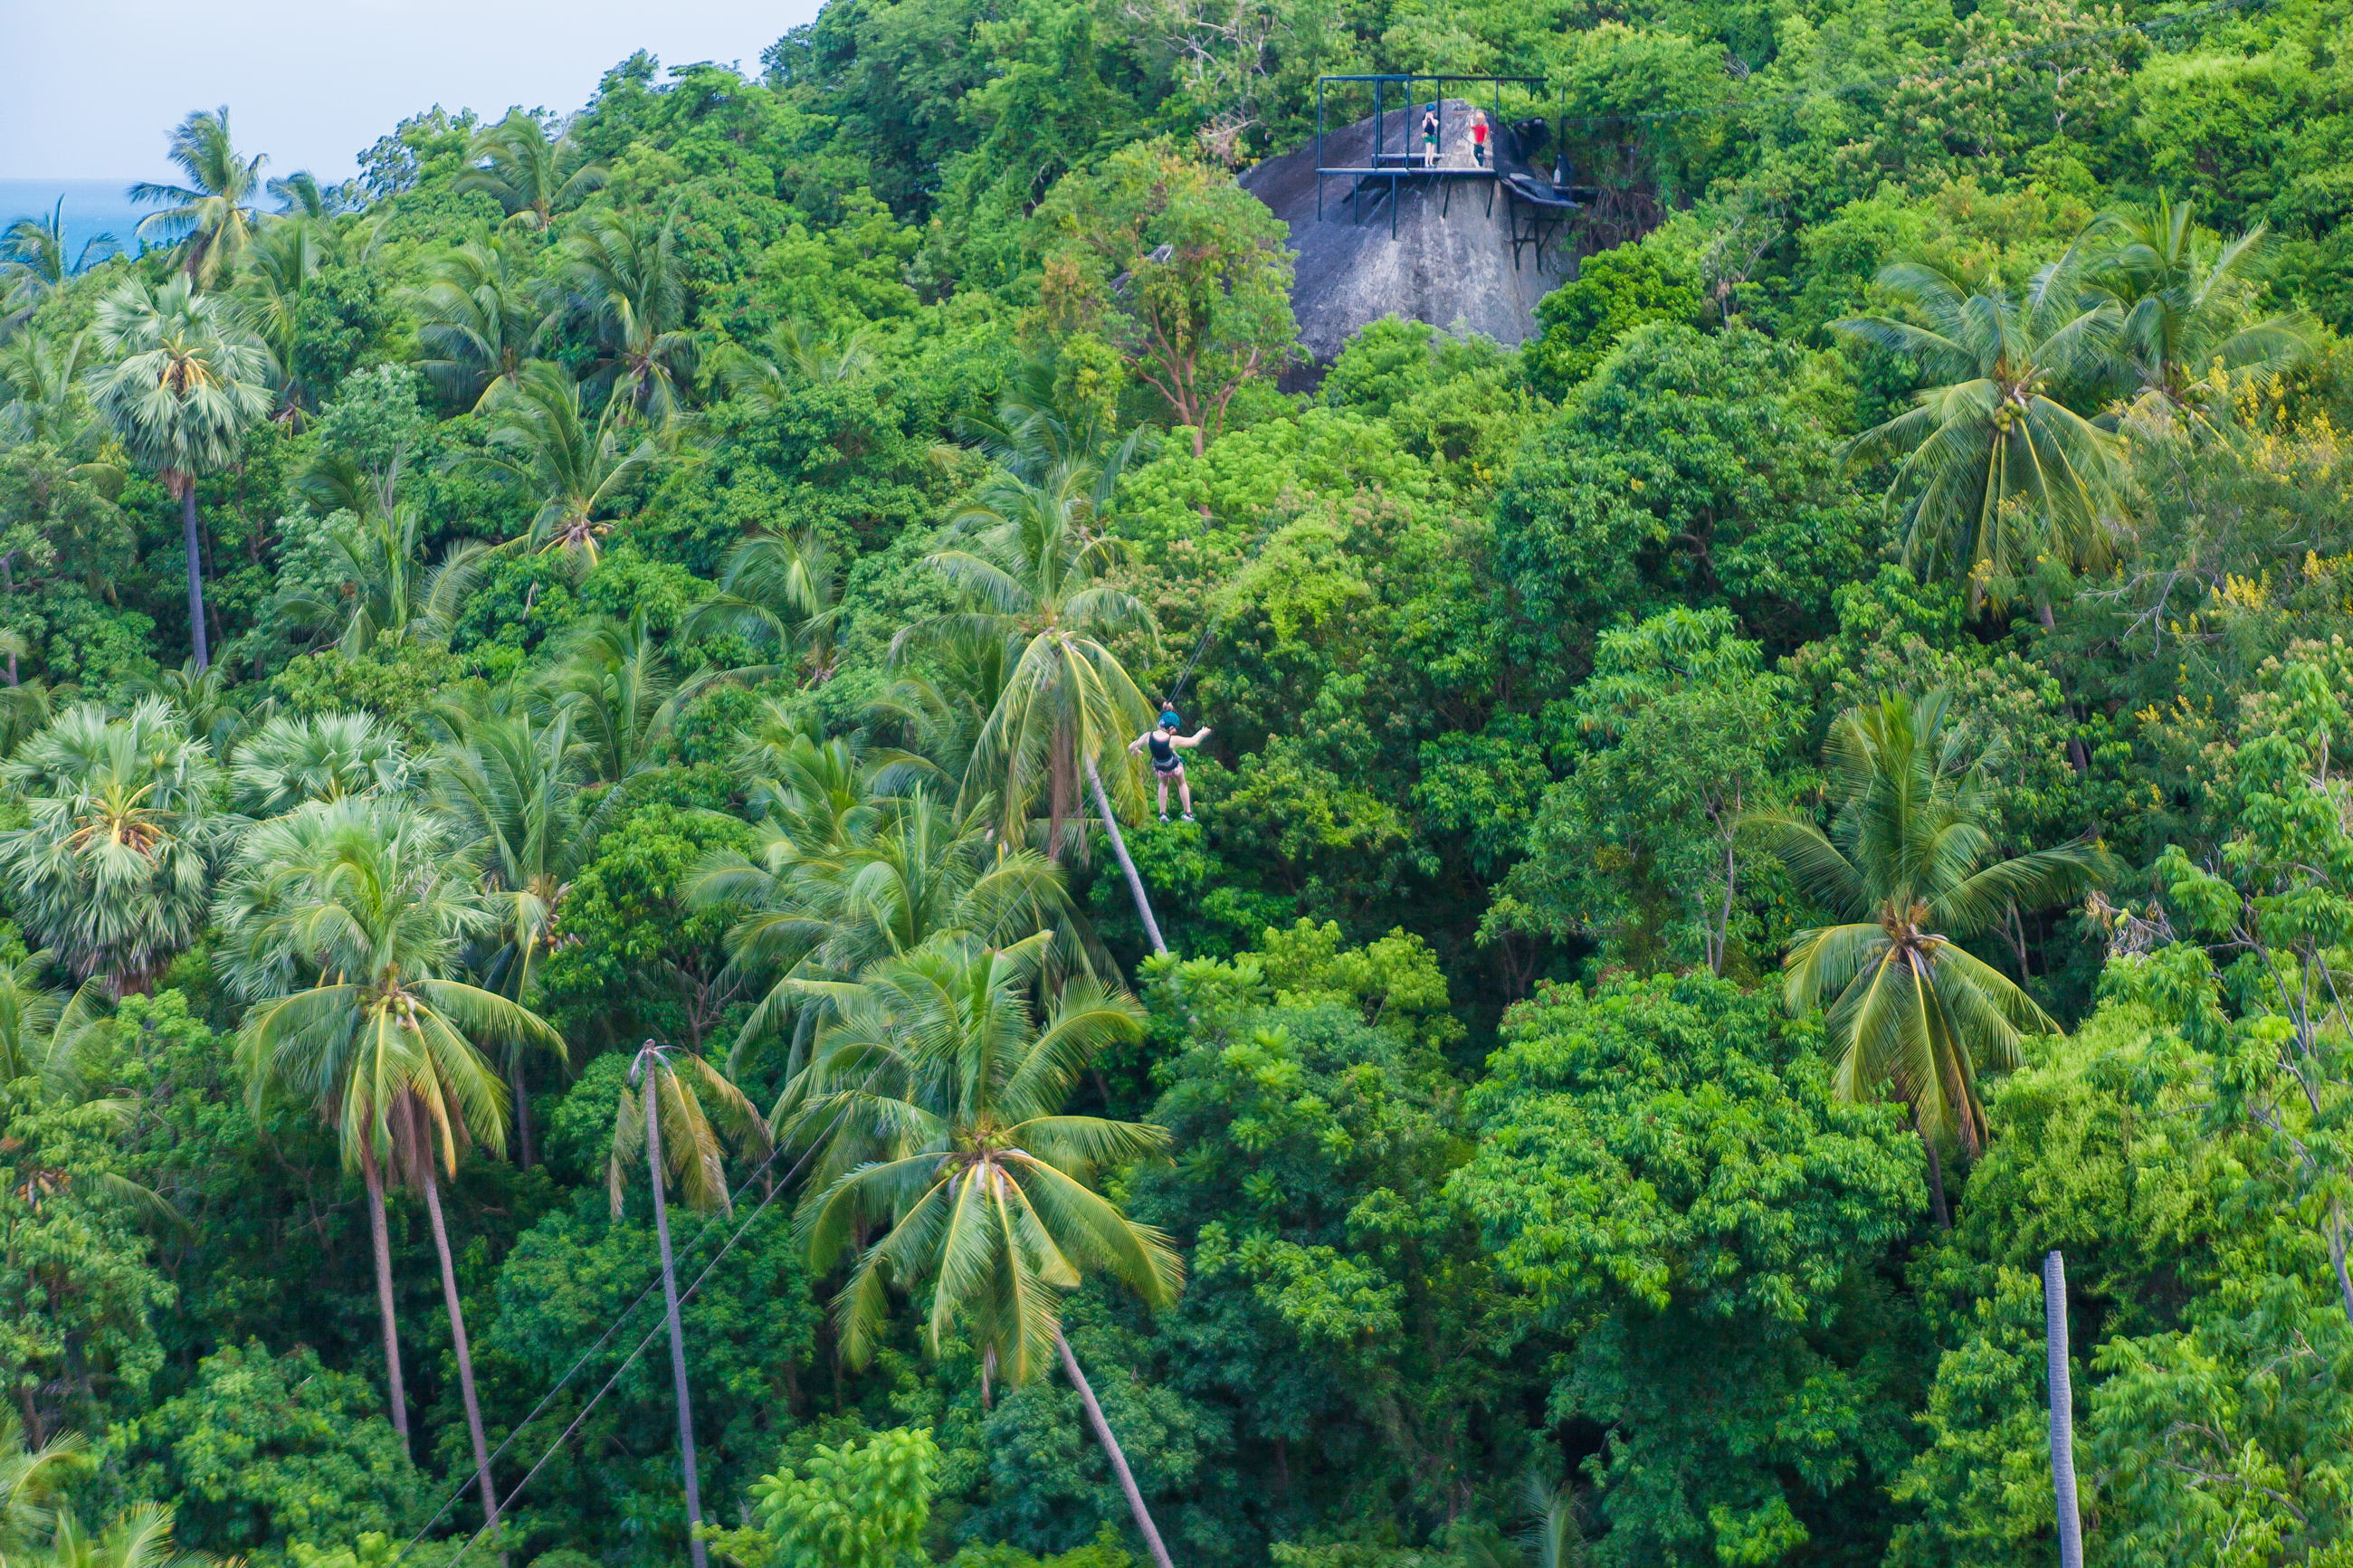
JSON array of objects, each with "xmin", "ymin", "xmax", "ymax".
[{"xmin": 0, "ymin": 178, "xmax": 154, "ymax": 265}]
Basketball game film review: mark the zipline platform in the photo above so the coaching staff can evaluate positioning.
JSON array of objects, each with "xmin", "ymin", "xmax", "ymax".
[
  {"xmin": 1313, "ymin": 76, "xmax": 1544, "ymax": 237},
  {"xmin": 1244, "ymin": 79, "xmax": 1592, "ymax": 365}
]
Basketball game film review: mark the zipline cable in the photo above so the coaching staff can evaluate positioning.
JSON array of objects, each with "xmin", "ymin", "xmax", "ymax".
[
  {"xmin": 433, "ymin": 1081, "xmax": 878, "ymax": 1568},
  {"xmin": 386, "ymin": 1061, "xmax": 887, "ymax": 1567},
  {"xmin": 1163, "ymin": 512, "xmax": 1282, "ymax": 711}
]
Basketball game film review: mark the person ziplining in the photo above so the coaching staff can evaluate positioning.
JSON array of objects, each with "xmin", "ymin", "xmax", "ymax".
[{"xmin": 1130, "ymin": 708, "xmax": 1212, "ymax": 822}]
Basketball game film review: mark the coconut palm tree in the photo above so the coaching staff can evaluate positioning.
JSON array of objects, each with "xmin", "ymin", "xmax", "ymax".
[
  {"xmin": 2, "ymin": 202, "xmax": 119, "ymax": 333},
  {"xmin": 539, "ymin": 611, "xmax": 681, "ymax": 792},
  {"xmin": 0, "ymin": 1417, "xmax": 85, "ymax": 1559},
  {"xmin": 265, "ymin": 171, "xmax": 357, "ymax": 220},
  {"xmin": 456, "ymin": 112, "xmax": 608, "ymax": 233},
  {"xmin": 269, "ymin": 499, "xmax": 488, "ymax": 659},
  {"xmin": 0, "ymin": 948, "xmax": 109, "ymax": 1107},
  {"xmin": 678, "ymin": 525, "xmax": 843, "ymax": 685},
  {"xmin": 229, "ymin": 218, "xmax": 344, "ymax": 417},
  {"xmin": 712, "ymin": 318, "xmax": 876, "ymax": 405},
  {"xmin": 132, "ymin": 659, "xmax": 261, "ymax": 758},
  {"xmin": 559, "ymin": 207, "xmax": 697, "ymax": 424},
  {"xmin": 227, "ymin": 711, "xmax": 411, "ymax": 818},
  {"xmin": 790, "ymin": 931, "xmax": 1181, "ymax": 1568},
  {"xmin": 428, "ymin": 702, "xmax": 591, "ymax": 1166},
  {"xmin": 2071, "ymin": 196, "xmax": 2312, "ymax": 422},
  {"xmin": 83, "ymin": 273, "xmax": 274, "ymax": 670},
  {"xmin": 0, "ymin": 699, "xmax": 232, "ymax": 993},
  {"xmin": 406, "ymin": 235, "xmax": 556, "ymax": 408},
  {"xmin": 1744, "ymin": 689, "xmax": 2111, "ymax": 1225},
  {"xmin": 466, "ymin": 361, "xmax": 663, "ymax": 571},
  {"xmin": 896, "ymin": 456, "xmax": 1164, "ymax": 945},
  {"xmin": 609, "ymin": 1041, "xmax": 772, "ymax": 1568},
  {"xmin": 130, "ymin": 109, "xmax": 270, "ymax": 287},
  {"xmin": 220, "ymin": 795, "xmax": 558, "ymax": 1510},
  {"xmin": 693, "ymin": 783, "xmax": 1091, "ymax": 1078},
  {"xmin": 0, "ymin": 329, "xmax": 104, "ymax": 450},
  {"xmin": 29, "ymin": 1505, "xmax": 209, "ymax": 1568},
  {"xmin": 1834, "ymin": 262, "xmax": 2126, "ymax": 614}
]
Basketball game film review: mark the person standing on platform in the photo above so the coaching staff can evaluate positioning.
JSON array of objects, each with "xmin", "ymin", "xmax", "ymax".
[
  {"xmin": 1420, "ymin": 103, "xmax": 1441, "ymax": 168},
  {"xmin": 1470, "ymin": 109, "xmax": 1490, "ymax": 167}
]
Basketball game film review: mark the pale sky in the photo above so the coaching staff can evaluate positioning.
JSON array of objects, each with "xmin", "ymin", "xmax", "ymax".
[{"xmin": 0, "ymin": 0, "xmax": 825, "ymax": 182}]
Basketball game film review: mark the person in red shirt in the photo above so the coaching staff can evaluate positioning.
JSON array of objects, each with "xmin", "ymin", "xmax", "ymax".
[{"xmin": 1470, "ymin": 110, "xmax": 1490, "ymax": 167}]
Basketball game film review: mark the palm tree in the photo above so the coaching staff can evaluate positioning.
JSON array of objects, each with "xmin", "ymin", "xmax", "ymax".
[
  {"xmin": 456, "ymin": 112, "xmax": 608, "ymax": 233},
  {"xmin": 609, "ymin": 1041, "xmax": 771, "ymax": 1568},
  {"xmin": 227, "ymin": 711, "xmax": 411, "ymax": 818},
  {"xmin": 2071, "ymin": 196, "xmax": 2312, "ymax": 422},
  {"xmin": 2, "ymin": 202, "xmax": 119, "ymax": 333},
  {"xmin": 789, "ymin": 931, "xmax": 1181, "ymax": 1568},
  {"xmin": 713, "ymin": 319, "xmax": 876, "ymax": 405},
  {"xmin": 1744, "ymin": 689, "xmax": 2110, "ymax": 1225},
  {"xmin": 540, "ymin": 611, "xmax": 681, "ymax": 791},
  {"xmin": 428, "ymin": 703, "xmax": 591, "ymax": 1166},
  {"xmin": 130, "ymin": 109, "xmax": 270, "ymax": 287},
  {"xmin": 83, "ymin": 274, "xmax": 274, "ymax": 670},
  {"xmin": 406, "ymin": 235, "xmax": 555, "ymax": 408},
  {"xmin": 896, "ymin": 457, "xmax": 1164, "ymax": 946},
  {"xmin": 133, "ymin": 659, "xmax": 261, "ymax": 758},
  {"xmin": 220, "ymin": 795, "xmax": 558, "ymax": 1510},
  {"xmin": 270, "ymin": 499, "xmax": 487, "ymax": 658},
  {"xmin": 679, "ymin": 525, "xmax": 843, "ymax": 685},
  {"xmin": 0, "ymin": 699, "xmax": 231, "ymax": 993},
  {"xmin": 0, "ymin": 329, "xmax": 103, "ymax": 449},
  {"xmin": 266, "ymin": 171, "xmax": 357, "ymax": 220},
  {"xmin": 1834, "ymin": 262, "xmax": 2126, "ymax": 614},
  {"xmin": 0, "ymin": 1416, "xmax": 85, "ymax": 1561},
  {"xmin": 957, "ymin": 354, "xmax": 1149, "ymax": 484},
  {"xmin": 693, "ymin": 784, "xmax": 1091, "ymax": 1077},
  {"xmin": 559, "ymin": 207, "xmax": 697, "ymax": 424},
  {"xmin": 228, "ymin": 219, "xmax": 327, "ymax": 417},
  {"xmin": 466, "ymin": 361, "xmax": 663, "ymax": 572},
  {"xmin": 0, "ymin": 948, "xmax": 109, "ymax": 1107},
  {"xmin": 30, "ymin": 1505, "xmax": 209, "ymax": 1568}
]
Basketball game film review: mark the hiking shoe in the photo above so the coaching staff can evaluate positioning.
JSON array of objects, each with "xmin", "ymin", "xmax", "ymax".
[
  {"xmin": 1181, "ymin": 813, "xmax": 1195, "ymax": 822},
  {"xmin": 1159, "ymin": 813, "xmax": 1170, "ymax": 822}
]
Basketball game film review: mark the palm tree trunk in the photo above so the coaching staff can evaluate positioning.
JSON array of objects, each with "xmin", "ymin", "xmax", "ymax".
[
  {"xmin": 422, "ymin": 1164, "xmax": 500, "ymax": 1535},
  {"xmin": 1054, "ymin": 1326, "xmax": 1176, "ymax": 1568},
  {"xmin": 510, "ymin": 1057, "xmax": 537, "ymax": 1170},
  {"xmin": 1083, "ymin": 755, "xmax": 1167, "ymax": 956},
  {"xmin": 2043, "ymin": 1250, "xmax": 2083, "ymax": 1568},
  {"xmin": 360, "ymin": 1145, "xmax": 410, "ymax": 1441},
  {"xmin": 1914, "ymin": 1109, "xmax": 1951, "ymax": 1231},
  {"xmin": 643, "ymin": 1070, "xmax": 710, "ymax": 1568},
  {"xmin": 180, "ymin": 485, "xmax": 210, "ymax": 672}
]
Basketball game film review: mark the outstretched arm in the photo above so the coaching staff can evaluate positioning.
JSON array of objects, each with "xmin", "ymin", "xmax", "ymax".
[
  {"xmin": 1128, "ymin": 732, "xmax": 1148, "ymax": 755},
  {"xmin": 1177, "ymin": 727, "xmax": 1214, "ymax": 748}
]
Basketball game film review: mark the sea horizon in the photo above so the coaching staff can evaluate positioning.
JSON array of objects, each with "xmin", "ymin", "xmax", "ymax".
[{"xmin": 0, "ymin": 177, "xmax": 153, "ymax": 267}]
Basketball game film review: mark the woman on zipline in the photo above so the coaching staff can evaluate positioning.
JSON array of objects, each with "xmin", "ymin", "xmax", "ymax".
[{"xmin": 1129, "ymin": 708, "xmax": 1212, "ymax": 822}]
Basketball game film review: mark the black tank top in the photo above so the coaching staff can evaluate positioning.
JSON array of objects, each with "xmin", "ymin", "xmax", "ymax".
[{"xmin": 1148, "ymin": 733, "xmax": 1176, "ymax": 766}]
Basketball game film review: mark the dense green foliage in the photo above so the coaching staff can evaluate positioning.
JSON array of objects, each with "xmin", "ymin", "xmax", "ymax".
[{"xmin": 8, "ymin": 1, "xmax": 2353, "ymax": 1563}]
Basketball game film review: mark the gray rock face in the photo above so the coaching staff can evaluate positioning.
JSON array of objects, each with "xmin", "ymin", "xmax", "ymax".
[{"xmin": 1242, "ymin": 100, "xmax": 1567, "ymax": 365}]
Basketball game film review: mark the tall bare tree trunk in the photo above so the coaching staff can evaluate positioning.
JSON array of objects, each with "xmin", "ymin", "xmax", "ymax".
[
  {"xmin": 2044, "ymin": 1251, "xmax": 2083, "ymax": 1568},
  {"xmin": 180, "ymin": 485, "xmax": 209, "ymax": 672},
  {"xmin": 1084, "ymin": 755, "xmax": 1167, "ymax": 956},
  {"xmin": 643, "ymin": 1066, "xmax": 710, "ymax": 1568},
  {"xmin": 510, "ymin": 1057, "xmax": 537, "ymax": 1170},
  {"xmin": 1914, "ymin": 1107, "xmax": 1951, "ymax": 1231},
  {"xmin": 1055, "ymin": 1327, "xmax": 1175, "ymax": 1568},
  {"xmin": 360, "ymin": 1145, "xmax": 409, "ymax": 1440},
  {"xmin": 422, "ymin": 1164, "xmax": 500, "ymax": 1536}
]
